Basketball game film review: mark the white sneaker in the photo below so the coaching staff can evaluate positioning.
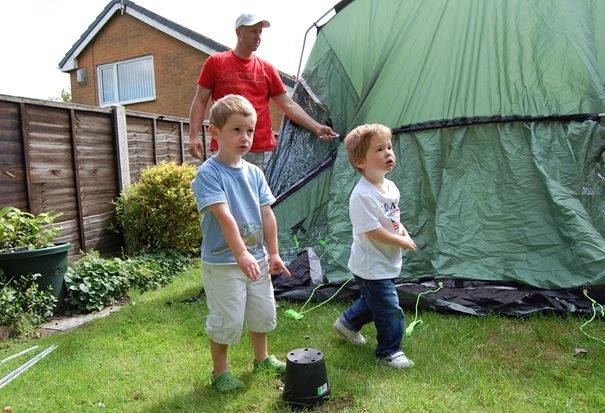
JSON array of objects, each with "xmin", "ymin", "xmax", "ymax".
[
  {"xmin": 378, "ymin": 351, "xmax": 414, "ymax": 368},
  {"xmin": 333, "ymin": 319, "xmax": 366, "ymax": 346}
]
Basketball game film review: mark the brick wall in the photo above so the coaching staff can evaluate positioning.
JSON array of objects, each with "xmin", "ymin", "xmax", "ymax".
[{"xmin": 70, "ymin": 13, "xmax": 287, "ymax": 134}]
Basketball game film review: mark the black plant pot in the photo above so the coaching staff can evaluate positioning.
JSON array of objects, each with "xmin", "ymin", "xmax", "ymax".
[
  {"xmin": 283, "ymin": 347, "xmax": 331, "ymax": 407},
  {"xmin": 0, "ymin": 242, "xmax": 72, "ymax": 303}
]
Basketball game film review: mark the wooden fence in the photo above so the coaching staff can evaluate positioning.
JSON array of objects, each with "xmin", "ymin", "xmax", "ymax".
[{"xmin": 0, "ymin": 94, "xmax": 209, "ymax": 259}]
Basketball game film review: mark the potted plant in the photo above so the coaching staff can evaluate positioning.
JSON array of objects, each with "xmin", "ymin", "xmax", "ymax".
[{"xmin": 0, "ymin": 206, "xmax": 71, "ymax": 303}]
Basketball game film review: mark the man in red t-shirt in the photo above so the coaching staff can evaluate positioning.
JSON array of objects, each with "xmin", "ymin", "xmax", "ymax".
[{"xmin": 188, "ymin": 12, "xmax": 337, "ymax": 171}]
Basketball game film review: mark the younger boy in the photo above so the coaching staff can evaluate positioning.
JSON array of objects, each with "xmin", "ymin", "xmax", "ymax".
[
  {"xmin": 333, "ymin": 124, "xmax": 417, "ymax": 368},
  {"xmin": 191, "ymin": 94, "xmax": 291, "ymax": 392}
]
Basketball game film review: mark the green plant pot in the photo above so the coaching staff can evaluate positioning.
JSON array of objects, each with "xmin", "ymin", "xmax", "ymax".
[{"xmin": 0, "ymin": 242, "xmax": 72, "ymax": 303}]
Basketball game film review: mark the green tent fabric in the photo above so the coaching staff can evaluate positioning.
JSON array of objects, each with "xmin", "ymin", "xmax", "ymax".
[{"xmin": 266, "ymin": 0, "xmax": 605, "ymax": 302}]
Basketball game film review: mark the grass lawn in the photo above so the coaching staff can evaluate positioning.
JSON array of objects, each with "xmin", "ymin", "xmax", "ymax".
[{"xmin": 1, "ymin": 264, "xmax": 605, "ymax": 412}]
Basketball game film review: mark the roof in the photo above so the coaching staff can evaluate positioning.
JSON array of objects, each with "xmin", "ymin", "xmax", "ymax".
[{"xmin": 57, "ymin": 0, "xmax": 295, "ymax": 88}]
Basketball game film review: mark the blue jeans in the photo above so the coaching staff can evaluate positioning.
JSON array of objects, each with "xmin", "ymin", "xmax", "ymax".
[{"xmin": 338, "ymin": 275, "xmax": 405, "ymax": 358}]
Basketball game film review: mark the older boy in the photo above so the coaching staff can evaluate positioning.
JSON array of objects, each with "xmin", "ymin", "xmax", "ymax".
[
  {"xmin": 191, "ymin": 94, "xmax": 291, "ymax": 392},
  {"xmin": 333, "ymin": 124, "xmax": 417, "ymax": 368}
]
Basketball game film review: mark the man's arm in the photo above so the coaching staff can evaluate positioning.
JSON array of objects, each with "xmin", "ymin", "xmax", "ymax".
[
  {"xmin": 272, "ymin": 93, "xmax": 337, "ymax": 141},
  {"xmin": 188, "ymin": 85, "xmax": 213, "ymax": 159}
]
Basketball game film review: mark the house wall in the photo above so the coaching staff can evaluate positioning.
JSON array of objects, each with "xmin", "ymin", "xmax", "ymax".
[{"xmin": 69, "ymin": 13, "xmax": 287, "ymax": 135}]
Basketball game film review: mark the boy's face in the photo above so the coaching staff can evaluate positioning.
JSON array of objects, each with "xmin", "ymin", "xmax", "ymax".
[
  {"xmin": 211, "ymin": 113, "xmax": 256, "ymax": 164},
  {"xmin": 355, "ymin": 134, "xmax": 396, "ymax": 177}
]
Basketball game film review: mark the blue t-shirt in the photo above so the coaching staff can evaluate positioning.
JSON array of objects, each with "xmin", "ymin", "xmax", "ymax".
[{"xmin": 191, "ymin": 157, "xmax": 275, "ymax": 264}]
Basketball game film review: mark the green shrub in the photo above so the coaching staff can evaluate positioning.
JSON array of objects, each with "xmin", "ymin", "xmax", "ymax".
[
  {"xmin": 64, "ymin": 251, "xmax": 129, "ymax": 313},
  {"xmin": 65, "ymin": 250, "xmax": 192, "ymax": 314},
  {"xmin": 112, "ymin": 161, "xmax": 201, "ymax": 256},
  {"xmin": 126, "ymin": 249, "xmax": 191, "ymax": 291},
  {"xmin": 0, "ymin": 272, "xmax": 57, "ymax": 338}
]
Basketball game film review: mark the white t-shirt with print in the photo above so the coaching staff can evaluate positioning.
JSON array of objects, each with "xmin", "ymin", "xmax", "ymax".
[{"xmin": 348, "ymin": 176, "xmax": 403, "ymax": 280}]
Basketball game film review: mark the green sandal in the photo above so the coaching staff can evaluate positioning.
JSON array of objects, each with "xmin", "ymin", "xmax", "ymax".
[
  {"xmin": 210, "ymin": 371, "xmax": 244, "ymax": 392},
  {"xmin": 253, "ymin": 355, "xmax": 287, "ymax": 376}
]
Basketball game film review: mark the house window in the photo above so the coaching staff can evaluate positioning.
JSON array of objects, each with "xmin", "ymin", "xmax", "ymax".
[{"xmin": 97, "ymin": 56, "xmax": 156, "ymax": 106}]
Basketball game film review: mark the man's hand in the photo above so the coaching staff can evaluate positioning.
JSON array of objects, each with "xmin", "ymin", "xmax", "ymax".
[
  {"xmin": 188, "ymin": 136, "xmax": 205, "ymax": 159},
  {"xmin": 317, "ymin": 125, "xmax": 338, "ymax": 142}
]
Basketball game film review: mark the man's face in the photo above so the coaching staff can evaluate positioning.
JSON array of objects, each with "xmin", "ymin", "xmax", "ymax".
[{"xmin": 236, "ymin": 23, "xmax": 264, "ymax": 52}]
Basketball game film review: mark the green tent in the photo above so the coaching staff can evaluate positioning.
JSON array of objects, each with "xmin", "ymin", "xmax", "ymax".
[{"xmin": 266, "ymin": 0, "xmax": 605, "ymax": 315}]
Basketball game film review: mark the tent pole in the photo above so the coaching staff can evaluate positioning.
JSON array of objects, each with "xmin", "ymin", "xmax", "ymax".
[{"xmin": 296, "ymin": 8, "xmax": 337, "ymax": 80}]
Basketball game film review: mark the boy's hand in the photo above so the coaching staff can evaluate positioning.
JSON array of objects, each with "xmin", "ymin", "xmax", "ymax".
[
  {"xmin": 269, "ymin": 253, "xmax": 291, "ymax": 277},
  {"xmin": 235, "ymin": 251, "xmax": 261, "ymax": 281},
  {"xmin": 401, "ymin": 235, "xmax": 417, "ymax": 253}
]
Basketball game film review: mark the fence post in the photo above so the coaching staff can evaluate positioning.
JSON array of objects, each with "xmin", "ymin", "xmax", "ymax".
[{"xmin": 113, "ymin": 105, "xmax": 130, "ymax": 191}]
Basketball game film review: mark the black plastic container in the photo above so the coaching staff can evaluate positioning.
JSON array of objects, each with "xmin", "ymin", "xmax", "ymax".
[{"xmin": 283, "ymin": 348, "xmax": 330, "ymax": 406}]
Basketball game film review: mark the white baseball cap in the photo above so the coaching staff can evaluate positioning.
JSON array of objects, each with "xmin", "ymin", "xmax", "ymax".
[{"xmin": 235, "ymin": 13, "xmax": 270, "ymax": 29}]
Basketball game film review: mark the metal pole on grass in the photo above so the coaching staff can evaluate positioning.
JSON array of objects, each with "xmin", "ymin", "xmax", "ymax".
[
  {"xmin": 0, "ymin": 346, "xmax": 38, "ymax": 365},
  {"xmin": 0, "ymin": 345, "xmax": 57, "ymax": 389}
]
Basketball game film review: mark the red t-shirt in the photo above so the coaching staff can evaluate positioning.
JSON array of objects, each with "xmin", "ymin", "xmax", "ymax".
[{"xmin": 197, "ymin": 50, "xmax": 287, "ymax": 152}]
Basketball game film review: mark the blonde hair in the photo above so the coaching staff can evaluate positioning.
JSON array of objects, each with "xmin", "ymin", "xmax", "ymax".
[
  {"xmin": 343, "ymin": 124, "xmax": 392, "ymax": 173},
  {"xmin": 209, "ymin": 94, "xmax": 257, "ymax": 129}
]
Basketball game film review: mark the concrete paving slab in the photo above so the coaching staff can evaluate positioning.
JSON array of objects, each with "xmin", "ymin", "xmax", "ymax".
[{"xmin": 38, "ymin": 305, "xmax": 121, "ymax": 336}]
